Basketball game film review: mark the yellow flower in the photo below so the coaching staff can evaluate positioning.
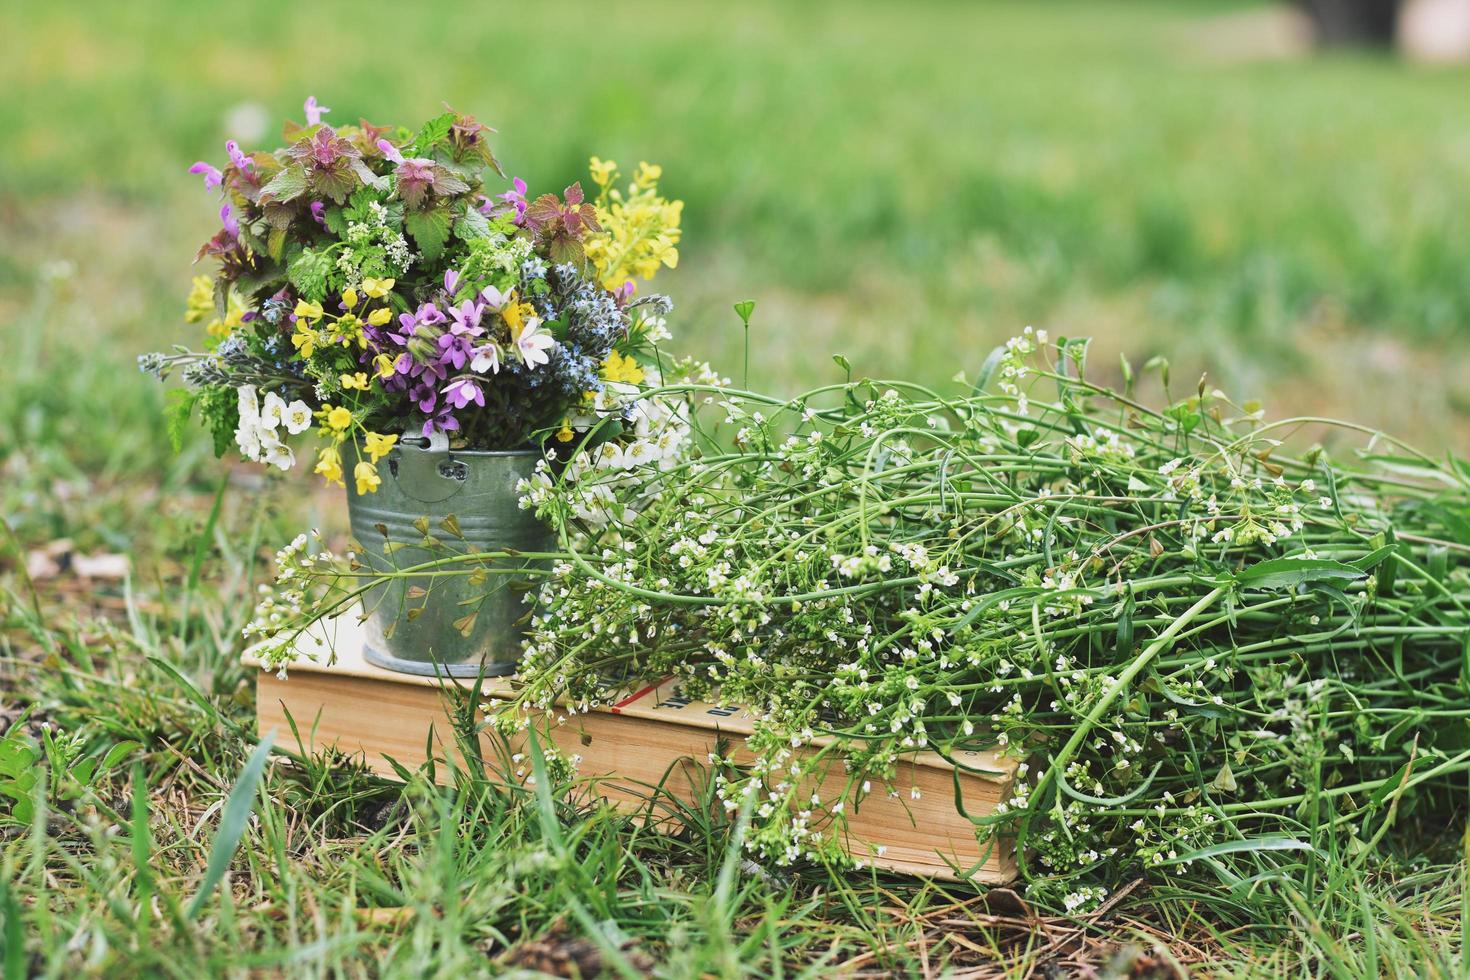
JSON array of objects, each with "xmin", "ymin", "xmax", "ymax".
[
  {"xmin": 584, "ymin": 159, "xmax": 682, "ymax": 290},
  {"xmin": 364, "ymin": 431, "xmax": 398, "ymax": 463},
  {"xmin": 314, "ymin": 446, "xmax": 344, "ymax": 487},
  {"xmin": 325, "ymin": 405, "xmax": 353, "ymax": 431},
  {"xmin": 184, "ymin": 275, "xmax": 214, "ymax": 324},
  {"xmin": 374, "ymin": 353, "xmax": 397, "ymax": 380},
  {"xmin": 600, "ymin": 350, "xmax": 645, "ymax": 385},
  {"xmin": 501, "ymin": 300, "xmax": 538, "ymax": 341},
  {"xmin": 354, "ymin": 461, "xmax": 381, "ymax": 495},
  {"xmin": 341, "ymin": 286, "xmax": 359, "ymax": 309},
  {"xmin": 361, "ymin": 277, "xmax": 395, "ymax": 298},
  {"xmin": 554, "ymin": 422, "xmax": 575, "ymax": 443},
  {"xmin": 367, "ymin": 307, "xmax": 393, "ymax": 326},
  {"xmin": 340, "ymin": 372, "xmax": 370, "ymax": 391},
  {"xmin": 294, "ymin": 299, "xmax": 324, "ymax": 322},
  {"xmin": 291, "ymin": 328, "xmax": 318, "ymax": 358},
  {"xmin": 589, "ymin": 156, "xmax": 617, "ymax": 187},
  {"xmin": 335, "ymin": 313, "xmax": 366, "ymax": 348},
  {"xmin": 634, "ymin": 161, "xmax": 662, "ymax": 188}
]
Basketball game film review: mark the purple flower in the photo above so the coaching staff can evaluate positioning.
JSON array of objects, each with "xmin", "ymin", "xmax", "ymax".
[
  {"xmin": 422, "ymin": 405, "xmax": 461, "ymax": 438},
  {"xmin": 225, "ymin": 140, "xmax": 252, "ymax": 172},
  {"xmin": 304, "ymin": 96, "xmax": 331, "ymax": 126},
  {"xmin": 615, "ymin": 280, "xmax": 635, "ymax": 304},
  {"xmin": 310, "ymin": 201, "xmax": 327, "ymax": 226},
  {"xmin": 219, "ymin": 204, "xmax": 239, "ymax": 237},
  {"xmin": 437, "ymin": 331, "xmax": 475, "ymax": 370},
  {"xmin": 444, "ymin": 269, "xmax": 460, "ymax": 295},
  {"xmin": 189, "ymin": 161, "xmax": 223, "ymax": 189},
  {"xmin": 447, "ymin": 299, "xmax": 484, "ymax": 335},
  {"xmin": 498, "ymin": 177, "xmax": 528, "ymax": 223},
  {"xmin": 443, "ymin": 377, "xmax": 485, "ymax": 409},
  {"xmin": 414, "ymin": 302, "xmax": 446, "ymax": 327},
  {"xmin": 376, "ymin": 139, "xmax": 405, "ymax": 166}
]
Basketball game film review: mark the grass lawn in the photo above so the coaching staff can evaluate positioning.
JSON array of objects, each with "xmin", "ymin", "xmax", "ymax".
[{"xmin": 3, "ymin": 0, "xmax": 1470, "ymax": 974}]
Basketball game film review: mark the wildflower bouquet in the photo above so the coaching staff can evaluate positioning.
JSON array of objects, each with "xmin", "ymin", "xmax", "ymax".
[
  {"xmin": 142, "ymin": 98, "xmax": 684, "ymax": 493},
  {"xmin": 497, "ymin": 329, "xmax": 1470, "ymax": 908}
]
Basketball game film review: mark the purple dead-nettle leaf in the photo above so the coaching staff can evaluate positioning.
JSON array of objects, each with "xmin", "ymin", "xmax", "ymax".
[
  {"xmin": 395, "ymin": 158, "xmax": 437, "ymax": 209},
  {"xmin": 304, "ymin": 96, "xmax": 331, "ymax": 126},
  {"xmin": 286, "ymin": 126, "xmax": 370, "ymax": 203},
  {"xmin": 523, "ymin": 182, "xmax": 600, "ymax": 237},
  {"xmin": 446, "ymin": 110, "xmax": 503, "ymax": 174},
  {"xmin": 189, "ymin": 161, "xmax": 223, "ymax": 189}
]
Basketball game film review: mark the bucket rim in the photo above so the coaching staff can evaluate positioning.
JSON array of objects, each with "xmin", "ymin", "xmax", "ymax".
[{"xmin": 393, "ymin": 441, "xmax": 546, "ymax": 459}]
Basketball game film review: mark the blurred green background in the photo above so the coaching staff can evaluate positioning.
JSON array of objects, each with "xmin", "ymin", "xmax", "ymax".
[{"xmin": 5, "ymin": 0, "xmax": 1470, "ymax": 559}]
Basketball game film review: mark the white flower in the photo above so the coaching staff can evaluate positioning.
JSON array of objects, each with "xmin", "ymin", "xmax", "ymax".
[
  {"xmin": 235, "ymin": 386, "xmax": 262, "ymax": 459},
  {"xmin": 257, "ymin": 431, "xmax": 295, "ymax": 471},
  {"xmin": 260, "ymin": 391, "xmax": 288, "ymax": 429},
  {"xmin": 471, "ymin": 343, "xmax": 502, "ymax": 374},
  {"xmin": 479, "ymin": 284, "xmax": 511, "ymax": 310},
  {"xmin": 514, "ymin": 317, "xmax": 555, "ymax": 369},
  {"xmin": 282, "ymin": 399, "xmax": 313, "ymax": 434}
]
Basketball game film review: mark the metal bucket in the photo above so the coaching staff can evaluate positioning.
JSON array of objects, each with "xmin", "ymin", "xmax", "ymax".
[{"xmin": 346, "ymin": 437, "xmax": 554, "ymax": 677}]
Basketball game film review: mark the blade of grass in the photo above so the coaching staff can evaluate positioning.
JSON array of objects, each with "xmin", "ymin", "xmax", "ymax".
[{"xmin": 186, "ymin": 731, "xmax": 275, "ymax": 921}]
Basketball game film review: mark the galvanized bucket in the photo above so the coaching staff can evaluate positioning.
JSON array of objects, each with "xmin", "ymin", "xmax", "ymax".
[{"xmin": 346, "ymin": 436, "xmax": 554, "ymax": 677}]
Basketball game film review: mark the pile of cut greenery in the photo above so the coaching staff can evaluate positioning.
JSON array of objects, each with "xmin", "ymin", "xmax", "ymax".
[{"xmin": 505, "ymin": 329, "xmax": 1470, "ymax": 911}]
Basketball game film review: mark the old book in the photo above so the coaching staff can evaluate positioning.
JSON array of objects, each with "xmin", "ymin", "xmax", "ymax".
[{"xmin": 245, "ymin": 615, "xmax": 1017, "ymax": 882}]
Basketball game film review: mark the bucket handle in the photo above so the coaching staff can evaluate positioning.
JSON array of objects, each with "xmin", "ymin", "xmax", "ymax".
[{"xmin": 386, "ymin": 430, "xmax": 469, "ymax": 503}]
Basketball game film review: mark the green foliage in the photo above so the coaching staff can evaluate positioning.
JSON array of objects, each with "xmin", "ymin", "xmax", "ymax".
[
  {"xmin": 163, "ymin": 387, "xmax": 198, "ymax": 453},
  {"xmin": 0, "ymin": 715, "xmax": 39, "ymax": 824},
  {"xmin": 405, "ymin": 205, "xmax": 452, "ymax": 263},
  {"xmin": 509, "ymin": 332, "xmax": 1470, "ymax": 910},
  {"xmin": 259, "ymin": 164, "xmax": 308, "ymax": 204},
  {"xmin": 0, "ymin": 712, "xmax": 139, "ymax": 825},
  {"xmin": 197, "ymin": 384, "xmax": 239, "ymax": 458},
  {"xmin": 410, "ymin": 111, "xmax": 456, "ymax": 157},
  {"xmin": 287, "ymin": 247, "xmax": 332, "ymax": 302}
]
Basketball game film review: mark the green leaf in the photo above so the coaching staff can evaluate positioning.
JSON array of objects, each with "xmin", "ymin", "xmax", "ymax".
[
  {"xmin": 1369, "ymin": 758, "xmax": 1414, "ymax": 809},
  {"xmin": 411, "ymin": 112, "xmax": 456, "ymax": 156},
  {"xmin": 453, "ymin": 205, "xmax": 490, "ymax": 242},
  {"xmin": 287, "ymin": 248, "xmax": 332, "ymax": 303},
  {"xmin": 1157, "ymin": 835, "xmax": 1317, "ymax": 865},
  {"xmin": 164, "ymin": 388, "xmax": 198, "ymax": 453},
  {"xmin": 258, "ymin": 164, "xmax": 308, "ymax": 204},
  {"xmin": 1236, "ymin": 557, "xmax": 1365, "ymax": 590},
  {"xmin": 186, "ymin": 732, "xmax": 275, "ymax": 920},
  {"xmin": 972, "ymin": 345, "xmax": 1006, "ymax": 394},
  {"xmin": 733, "ymin": 300, "xmax": 756, "ymax": 325},
  {"xmin": 405, "ymin": 207, "xmax": 453, "ymax": 263},
  {"xmin": 1, "ymin": 876, "xmax": 23, "ymax": 980},
  {"xmin": 322, "ymin": 205, "xmax": 349, "ymax": 237}
]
